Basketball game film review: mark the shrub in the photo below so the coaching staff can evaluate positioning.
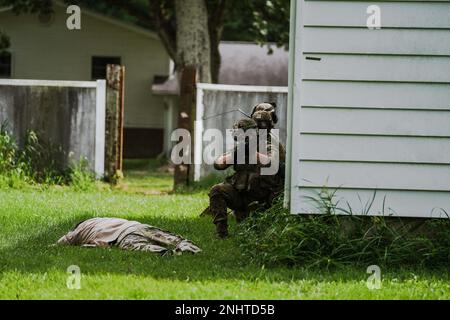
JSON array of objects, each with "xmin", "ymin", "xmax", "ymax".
[
  {"xmin": 0, "ymin": 123, "xmax": 30, "ymax": 187},
  {"xmin": 0, "ymin": 122, "xmax": 95, "ymax": 189},
  {"xmin": 68, "ymin": 158, "xmax": 95, "ymax": 191},
  {"xmin": 236, "ymin": 190, "xmax": 450, "ymax": 269},
  {"xmin": 20, "ymin": 130, "xmax": 67, "ymax": 184}
]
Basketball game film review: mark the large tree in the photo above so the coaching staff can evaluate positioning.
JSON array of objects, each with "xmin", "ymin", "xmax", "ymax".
[{"xmin": 174, "ymin": 0, "xmax": 211, "ymax": 83}]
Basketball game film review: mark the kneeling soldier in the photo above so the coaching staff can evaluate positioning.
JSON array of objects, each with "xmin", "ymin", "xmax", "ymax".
[{"xmin": 208, "ymin": 114, "xmax": 285, "ymax": 238}]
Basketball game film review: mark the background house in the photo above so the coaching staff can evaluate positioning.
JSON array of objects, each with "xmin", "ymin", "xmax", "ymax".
[
  {"xmin": 1, "ymin": 1, "xmax": 289, "ymax": 160},
  {"xmin": 0, "ymin": 1, "xmax": 171, "ymax": 158}
]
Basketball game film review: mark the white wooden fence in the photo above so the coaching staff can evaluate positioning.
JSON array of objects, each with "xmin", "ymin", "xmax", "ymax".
[{"xmin": 0, "ymin": 79, "xmax": 106, "ymax": 176}]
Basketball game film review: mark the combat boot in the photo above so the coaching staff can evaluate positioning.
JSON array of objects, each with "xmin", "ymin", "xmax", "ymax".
[
  {"xmin": 215, "ymin": 221, "xmax": 229, "ymax": 238},
  {"xmin": 210, "ymin": 189, "xmax": 230, "ymax": 239}
]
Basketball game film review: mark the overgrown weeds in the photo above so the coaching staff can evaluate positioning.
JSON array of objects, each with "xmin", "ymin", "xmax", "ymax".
[
  {"xmin": 68, "ymin": 159, "xmax": 96, "ymax": 191},
  {"xmin": 0, "ymin": 122, "xmax": 95, "ymax": 190},
  {"xmin": 236, "ymin": 188, "xmax": 450, "ymax": 269}
]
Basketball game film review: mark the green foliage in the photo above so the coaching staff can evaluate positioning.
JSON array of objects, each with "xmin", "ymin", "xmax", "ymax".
[
  {"xmin": 68, "ymin": 158, "xmax": 95, "ymax": 191},
  {"xmin": 20, "ymin": 130, "xmax": 68, "ymax": 184},
  {"xmin": 223, "ymin": 0, "xmax": 291, "ymax": 49},
  {"xmin": 0, "ymin": 0, "xmax": 53, "ymax": 15},
  {"xmin": 67, "ymin": 0, "xmax": 153, "ymax": 29},
  {"xmin": 0, "ymin": 123, "xmax": 94, "ymax": 189},
  {"xmin": 0, "ymin": 123, "xmax": 29, "ymax": 188},
  {"xmin": 237, "ymin": 191, "xmax": 450, "ymax": 269}
]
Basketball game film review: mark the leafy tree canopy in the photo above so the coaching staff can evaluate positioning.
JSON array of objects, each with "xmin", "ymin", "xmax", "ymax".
[{"xmin": 223, "ymin": 0, "xmax": 290, "ymax": 50}]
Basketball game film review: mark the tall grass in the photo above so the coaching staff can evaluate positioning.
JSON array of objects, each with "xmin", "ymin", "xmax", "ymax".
[
  {"xmin": 0, "ymin": 123, "xmax": 95, "ymax": 189},
  {"xmin": 236, "ymin": 188, "xmax": 450, "ymax": 269}
]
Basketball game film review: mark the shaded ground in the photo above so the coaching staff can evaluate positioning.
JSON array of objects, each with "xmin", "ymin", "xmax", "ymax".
[{"xmin": 0, "ymin": 160, "xmax": 448, "ymax": 299}]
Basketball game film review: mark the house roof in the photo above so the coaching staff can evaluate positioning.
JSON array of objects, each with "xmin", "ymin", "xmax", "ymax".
[
  {"xmin": 152, "ymin": 41, "xmax": 289, "ymax": 95},
  {"xmin": 218, "ymin": 42, "xmax": 289, "ymax": 86}
]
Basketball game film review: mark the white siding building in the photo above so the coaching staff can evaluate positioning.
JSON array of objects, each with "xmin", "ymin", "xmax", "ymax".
[
  {"xmin": 287, "ymin": 0, "xmax": 450, "ymax": 218},
  {"xmin": 0, "ymin": 1, "xmax": 171, "ymax": 157}
]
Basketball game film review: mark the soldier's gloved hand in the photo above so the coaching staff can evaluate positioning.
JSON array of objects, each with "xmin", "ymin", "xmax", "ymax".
[{"xmin": 174, "ymin": 240, "xmax": 202, "ymax": 254}]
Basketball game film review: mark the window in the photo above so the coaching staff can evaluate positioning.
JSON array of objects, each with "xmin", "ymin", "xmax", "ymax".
[
  {"xmin": 91, "ymin": 56, "xmax": 121, "ymax": 80},
  {"xmin": 0, "ymin": 52, "xmax": 12, "ymax": 78}
]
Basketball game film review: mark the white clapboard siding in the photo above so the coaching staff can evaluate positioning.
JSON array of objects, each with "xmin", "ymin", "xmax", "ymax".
[
  {"xmin": 303, "ymin": 1, "xmax": 450, "ymax": 28},
  {"xmin": 302, "ymin": 55, "xmax": 450, "ymax": 83},
  {"xmin": 297, "ymin": 162, "xmax": 450, "ymax": 191},
  {"xmin": 299, "ymin": 109, "xmax": 450, "ymax": 136},
  {"xmin": 302, "ymin": 81, "xmax": 450, "ymax": 109},
  {"xmin": 298, "ymin": 135, "xmax": 450, "ymax": 164},
  {"xmin": 289, "ymin": 0, "xmax": 450, "ymax": 218},
  {"xmin": 294, "ymin": 189, "xmax": 450, "ymax": 218},
  {"xmin": 303, "ymin": 28, "xmax": 450, "ymax": 56}
]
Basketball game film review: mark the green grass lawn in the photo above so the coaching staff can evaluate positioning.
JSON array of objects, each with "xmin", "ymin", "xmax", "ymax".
[{"xmin": 0, "ymin": 160, "xmax": 448, "ymax": 299}]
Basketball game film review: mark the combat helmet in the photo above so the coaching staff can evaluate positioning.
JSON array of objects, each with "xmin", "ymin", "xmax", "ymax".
[{"xmin": 250, "ymin": 102, "xmax": 278, "ymax": 130}]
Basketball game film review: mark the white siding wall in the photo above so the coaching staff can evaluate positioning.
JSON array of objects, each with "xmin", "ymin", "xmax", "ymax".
[
  {"xmin": 289, "ymin": 0, "xmax": 450, "ymax": 218},
  {"xmin": 0, "ymin": 4, "xmax": 170, "ymax": 129}
]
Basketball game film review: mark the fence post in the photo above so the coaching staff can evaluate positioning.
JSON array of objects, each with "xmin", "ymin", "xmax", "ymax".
[
  {"xmin": 174, "ymin": 65, "xmax": 196, "ymax": 188},
  {"xmin": 95, "ymin": 80, "xmax": 106, "ymax": 178},
  {"xmin": 105, "ymin": 64, "xmax": 125, "ymax": 183},
  {"xmin": 194, "ymin": 84, "xmax": 204, "ymax": 182}
]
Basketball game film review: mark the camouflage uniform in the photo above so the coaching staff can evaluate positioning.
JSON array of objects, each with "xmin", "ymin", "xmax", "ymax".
[
  {"xmin": 209, "ymin": 107, "xmax": 286, "ymax": 238},
  {"xmin": 57, "ymin": 217, "xmax": 201, "ymax": 255},
  {"xmin": 118, "ymin": 224, "xmax": 201, "ymax": 256}
]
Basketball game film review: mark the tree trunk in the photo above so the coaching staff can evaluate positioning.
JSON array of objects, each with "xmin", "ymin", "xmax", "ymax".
[
  {"xmin": 172, "ymin": 0, "xmax": 212, "ymax": 188},
  {"xmin": 105, "ymin": 64, "xmax": 125, "ymax": 184},
  {"xmin": 210, "ymin": 31, "xmax": 222, "ymax": 84},
  {"xmin": 175, "ymin": 0, "xmax": 212, "ymax": 83},
  {"xmin": 207, "ymin": 0, "xmax": 227, "ymax": 84},
  {"xmin": 173, "ymin": 66, "xmax": 197, "ymax": 188}
]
